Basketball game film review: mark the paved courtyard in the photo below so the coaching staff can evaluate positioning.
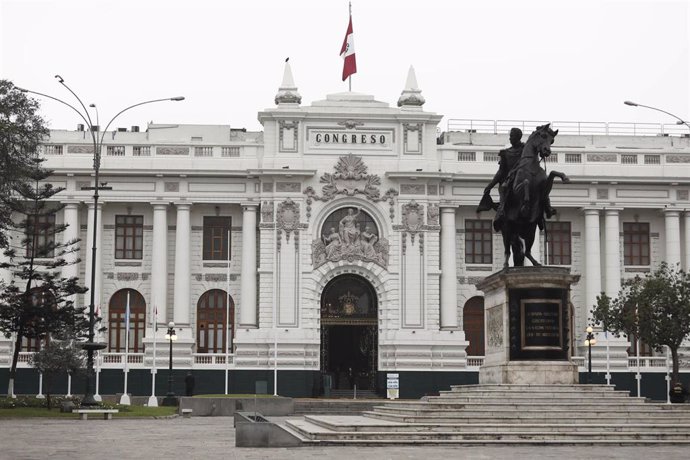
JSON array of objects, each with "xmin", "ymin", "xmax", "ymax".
[{"xmin": 0, "ymin": 417, "xmax": 689, "ymax": 460}]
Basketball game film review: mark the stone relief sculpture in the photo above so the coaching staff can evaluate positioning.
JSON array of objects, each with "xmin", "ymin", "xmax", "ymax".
[
  {"xmin": 261, "ymin": 200, "xmax": 274, "ymax": 223},
  {"xmin": 427, "ymin": 203, "xmax": 439, "ymax": 226},
  {"xmin": 312, "ymin": 207, "xmax": 389, "ymax": 269},
  {"xmin": 303, "ymin": 154, "xmax": 398, "ymax": 220},
  {"xmin": 276, "ymin": 198, "xmax": 300, "ymax": 243}
]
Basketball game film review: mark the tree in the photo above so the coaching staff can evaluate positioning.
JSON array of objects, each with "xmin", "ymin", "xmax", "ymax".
[
  {"xmin": 0, "ymin": 79, "xmax": 49, "ymax": 250},
  {"xmin": 30, "ymin": 341, "xmax": 84, "ymax": 409},
  {"xmin": 0, "ymin": 157, "xmax": 91, "ymax": 397},
  {"xmin": 591, "ymin": 263, "xmax": 690, "ymax": 386}
]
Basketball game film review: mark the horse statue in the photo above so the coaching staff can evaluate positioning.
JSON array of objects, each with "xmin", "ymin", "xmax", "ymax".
[{"xmin": 478, "ymin": 124, "xmax": 569, "ymax": 267}]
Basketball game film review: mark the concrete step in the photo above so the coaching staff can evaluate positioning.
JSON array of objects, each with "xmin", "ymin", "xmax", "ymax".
[
  {"xmin": 362, "ymin": 411, "xmax": 690, "ymax": 424},
  {"xmin": 449, "ymin": 384, "xmax": 616, "ymax": 392},
  {"xmin": 300, "ymin": 416, "xmax": 690, "ymax": 434},
  {"xmin": 369, "ymin": 405, "xmax": 681, "ymax": 417},
  {"xmin": 438, "ymin": 390, "xmax": 631, "ymax": 398},
  {"xmin": 285, "ymin": 420, "xmax": 690, "ymax": 442},
  {"xmin": 428, "ymin": 397, "xmax": 640, "ymax": 405},
  {"xmin": 279, "ymin": 383, "xmax": 690, "ymax": 446}
]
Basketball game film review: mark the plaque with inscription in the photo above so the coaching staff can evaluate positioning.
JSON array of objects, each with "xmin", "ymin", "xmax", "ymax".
[
  {"xmin": 520, "ymin": 299, "xmax": 562, "ymax": 350},
  {"xmin": 508, "ymin": 288, "xmax": 569, "ymax": 360}
]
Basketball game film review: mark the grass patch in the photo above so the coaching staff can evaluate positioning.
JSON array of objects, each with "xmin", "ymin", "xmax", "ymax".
[{"xmin": 193, "ymin": 394, "xmax": 279, "ymax": 398}]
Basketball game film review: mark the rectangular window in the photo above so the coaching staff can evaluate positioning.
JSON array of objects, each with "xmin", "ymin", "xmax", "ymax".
[
  {"xmin": 623, "ymin": 222, "xmax": 650, "ymax": 266},
  {"xmin": 465, "ymin": 219, "xmax": 493, "ymax": 264},
  {"xmin": 26, "ymin": 213, "xmax": 56, "ymax": 258},
  {"xmin": 546, "ymin": 221, "xmax": 571, "ymax": 265},
  {"xmin": 115, "ymin": 215, "xmax": 144, "ymax": 259},
  {"xmin": 203, "ymin": 216, "xmax": 231, "ymax": 260}
]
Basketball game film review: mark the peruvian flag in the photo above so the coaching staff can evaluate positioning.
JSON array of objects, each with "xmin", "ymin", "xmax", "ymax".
[{"xmin": 340, "ymin": 15, "xmax": 357, "ymax": 81}]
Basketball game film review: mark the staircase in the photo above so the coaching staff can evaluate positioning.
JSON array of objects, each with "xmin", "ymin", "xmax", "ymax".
[{"xmin": 282, "ymin": 384, "xmax": 690, "ymax": 445}]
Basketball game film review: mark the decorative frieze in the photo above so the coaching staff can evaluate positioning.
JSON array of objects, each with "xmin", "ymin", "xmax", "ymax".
[
  {"xmin": 68, "ymin": 145, "xmax": 95, "ymax": 154},
  {"xmin": 165, "ymin": 182, "xmax": 180, "ymax": 192},
  {"xmin": 157, "ymin": 146, "xmax": 189, "ymax": 156},
  {"xmin": 587, "ymin": 153, "xmax": 617, "ymax": 162},
  {"xmin": 400, "ymin": 184, "xmax": 425, "ymax": 195},
  {"xmin": 276, "ymin": 182, "xmax": 301, "ymax": 193},
  {"xmin": 117, "ymin": 272, "xmax": 138, "ymax": 281}
]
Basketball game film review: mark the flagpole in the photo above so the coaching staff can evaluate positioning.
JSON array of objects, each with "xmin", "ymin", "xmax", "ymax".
[
  {"xmin": 349, "ymin": 1, "xmax": 352, "ymax": 92},
  {"xmin": 225, "ymin": 228, "xmax": 230, "ymax": 395},
  {"xmin": 120, "ymin": 291, "xmax": 131, "ymax": 405},
  {"xmin": 148, "ymin": 304, "xmax": 158, "ymax": 407},
  {"xmin": 94, "ymin": 305, "xmax": 102, "ymax": 402},
  {"xmin": 273, "ymin": 212, "xmax": 278, "ymax": 396}
]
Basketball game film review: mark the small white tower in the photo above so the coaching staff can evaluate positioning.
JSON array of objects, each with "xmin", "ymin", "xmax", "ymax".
[
  {"xmin": 397, "ymin": 65, "xmax": 425, "ymax": 109},
  {"xmin": 274, "ymin": 59, "xmax": 302, "ymax": 106}
]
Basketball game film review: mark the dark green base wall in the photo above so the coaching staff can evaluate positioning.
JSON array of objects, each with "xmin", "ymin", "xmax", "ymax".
[{"xmin": 1, "ymin": 368, "xmax": 689, "ymax": 401}]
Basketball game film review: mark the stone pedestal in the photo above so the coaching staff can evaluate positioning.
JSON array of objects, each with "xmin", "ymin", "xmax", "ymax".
[{"xmin": 476, "ymin": 267, "xmax": 580, "ymax": 385}]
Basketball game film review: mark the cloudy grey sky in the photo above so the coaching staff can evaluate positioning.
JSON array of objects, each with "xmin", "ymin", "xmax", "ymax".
[{"xmin": 1, "ymin": 0, "xmax": 688, "ymax": 132}]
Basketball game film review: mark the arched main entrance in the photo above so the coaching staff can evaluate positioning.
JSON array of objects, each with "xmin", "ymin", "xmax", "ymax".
[{"xmin": 320, "ymin": 274, "xmax": 378, "ymax": 393}]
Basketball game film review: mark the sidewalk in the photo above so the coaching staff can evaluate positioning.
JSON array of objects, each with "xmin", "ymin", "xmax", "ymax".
[{"xmin": 1, "ymin": 417, "xmax": 689, "ymax": 459}]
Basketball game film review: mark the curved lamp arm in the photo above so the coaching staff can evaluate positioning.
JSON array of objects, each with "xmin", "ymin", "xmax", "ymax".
[
  {"xmin": 98, "ymin": 97, "xmax": 185, "ymax": 146},
  {"xmin": 16, "ymin": 87, "xmax": 99, "ymax": 151},
  {"xmin": 624, "ymin": 101, "xmax": 690, "ymax": 131}
]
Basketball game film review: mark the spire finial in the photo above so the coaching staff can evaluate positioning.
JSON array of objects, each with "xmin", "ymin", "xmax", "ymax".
[
  {"xmin": 397, "ymin": 65, "xmax": 425, "ymax": 109},
  {"xmin": 275, "ymin": 60, "xmax": 301, "ymax": 105}
]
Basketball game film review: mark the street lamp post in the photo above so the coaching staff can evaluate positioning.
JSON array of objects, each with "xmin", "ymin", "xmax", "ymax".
[
  {"xmin": 162, "ymin": 322, "xmax": 178, "ymax": 406},
  {"xmin": 18, "ymin": 78, "xmax": 184, "ymax": 406},
  {"xmin": 585, "ymin": 326, "xmax": 596, "ymax": 384},
  {"xmin": 624, "ymin": 101, "xmax": 690, "ymax": 132}
]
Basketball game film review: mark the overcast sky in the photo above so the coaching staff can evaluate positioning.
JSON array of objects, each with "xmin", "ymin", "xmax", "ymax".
[{"xmin": 1, "ymin": 0, "xmax": 688, "ymax": 133}]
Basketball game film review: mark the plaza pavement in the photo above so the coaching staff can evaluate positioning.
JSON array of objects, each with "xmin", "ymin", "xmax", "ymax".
[{"xmin": 0, "ymin": 416, "xmax": 688, "ymax": 460}]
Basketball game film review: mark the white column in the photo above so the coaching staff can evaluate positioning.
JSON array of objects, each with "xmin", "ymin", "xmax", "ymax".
[
  {"xmin": 440, "ymin": 207, "xmax": 458, "ymax": 329},
  {"xmin": 664, "ymin": 209, "xmax": 681, "ymax": 269},
  {"xmin": 151, "ymin": 203, "xmax": 168, "ymax": 322},
  {"xmin": 173, "ymin": 203, "xmax": 191, "ymax": 325},
  {"xmin": 584, "ymin": 209, "xmax": 602, "ymax": 316},
  {"xmin": 61, "ymin": 202, "xmax": 80, "ymax": 281},
  {"xmin": 684, "ymin": 212, "xmax": 690, "ymax": 271},
  {"xmin": 240, "ymin": 204, "xmax": 258, "ymax": 327},
  {"xmin": 604, "ymin": 208, "xmax": 622, "ymax": 297},
  {"xmin": 84, "ymin": 202, "xmax": 103, "ymax": 310}
]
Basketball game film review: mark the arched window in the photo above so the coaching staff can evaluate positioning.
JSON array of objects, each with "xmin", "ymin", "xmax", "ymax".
[
  {"xmin": 20, "ymin": 286, "xmax": 56, "ymax": 351},
  {"xmin": 463, "ymin": 296, "xmax": 485, "ymax": 356},
  {"xmin": 197, "ymin": 289, "xmax": 234, "ymax": 354},
  {"xmin": 108, "ymin": 289, "xmax": 146, "ymax": 352}
]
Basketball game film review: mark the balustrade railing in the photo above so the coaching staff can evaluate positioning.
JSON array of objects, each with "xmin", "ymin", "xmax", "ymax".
[{"xmin": 447, "ymin": 119, "xmax": 690, "ymax": 137}]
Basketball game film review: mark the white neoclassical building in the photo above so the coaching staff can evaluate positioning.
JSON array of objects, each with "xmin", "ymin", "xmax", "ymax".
[{"xmin": 1, "ymin": 63, "xmax": 689, "ymax": 398}]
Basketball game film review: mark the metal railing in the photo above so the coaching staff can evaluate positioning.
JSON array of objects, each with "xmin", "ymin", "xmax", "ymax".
[{"xmin": 447, "ymin": 119, "xmax": 690, "ymax": 137}]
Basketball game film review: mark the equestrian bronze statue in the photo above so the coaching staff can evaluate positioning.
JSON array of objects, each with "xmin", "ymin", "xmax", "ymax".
[{"xmin": 477, "ymin": 124, "xmax": 569, "ymax": 267}]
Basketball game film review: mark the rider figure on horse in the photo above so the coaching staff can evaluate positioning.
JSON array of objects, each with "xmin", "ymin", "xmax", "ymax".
[
  {"xmin": 477, "ymin": 124, "xmax": 568, "ymax": 267},
  {"xmin": 479, "ymin": 127, "xmax": 558, "ymax": 233}
]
